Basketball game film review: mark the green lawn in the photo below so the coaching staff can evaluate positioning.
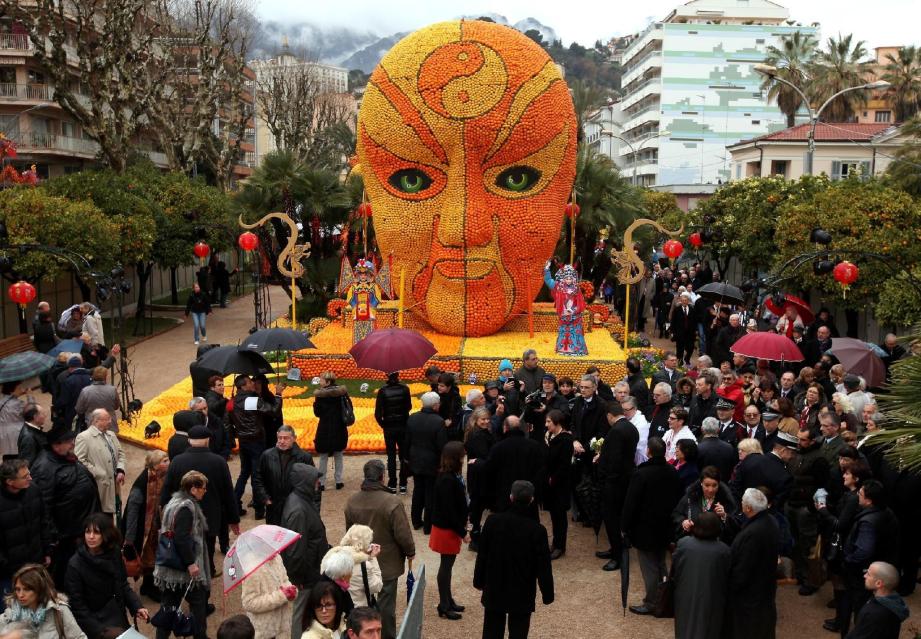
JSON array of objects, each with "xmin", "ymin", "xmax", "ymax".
[{"xmin": 101, "ymin": 315, "xmax": 180, "ymax": 346}]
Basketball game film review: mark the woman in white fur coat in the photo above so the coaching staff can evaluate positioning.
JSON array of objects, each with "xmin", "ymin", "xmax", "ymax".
[
  {"xmin": 323, "ymin": 525, "xmax": 383, "ymax": 609},
  {"xmin": 241, "ymin": 554, "xmax": 296, "ymax": 639}
]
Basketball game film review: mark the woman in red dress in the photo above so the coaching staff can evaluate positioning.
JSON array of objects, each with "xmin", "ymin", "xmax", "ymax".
[{"xmin": 429, "ymin": 441, "xmax": 470, "ymax": 620}]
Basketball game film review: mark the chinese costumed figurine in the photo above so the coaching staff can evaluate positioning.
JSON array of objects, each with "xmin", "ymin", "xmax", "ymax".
[
  {"xmin": 339, "ymin": 257, "xmax": 391, "ymax": 344},
  {"xmin": 544, "ymin": 261, "xmax": 587, "ymax": 356}
]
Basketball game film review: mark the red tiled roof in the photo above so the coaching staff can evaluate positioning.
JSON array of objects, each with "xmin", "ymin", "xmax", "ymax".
[{"xmin": 731, "ymin": 122, "xmax": 893, "ymax": 147}]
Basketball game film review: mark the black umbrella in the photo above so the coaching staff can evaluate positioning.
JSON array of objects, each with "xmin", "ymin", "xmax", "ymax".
[
  {"xmin": 240, "ymin": 328, "xmax": 315, "ymax": 353},
  {"xmin": 696, "ymin": 282, "xmax": 745, "ymax": 306},
  {"xmin": 196, "ymin": 345, "xmax": 272, "ymax": 377},
  {"xmin": 573, "ymin": 475, "xmax": 603, "ymax": 538}
]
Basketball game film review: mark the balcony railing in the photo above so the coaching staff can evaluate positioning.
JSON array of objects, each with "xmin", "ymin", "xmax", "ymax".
[
  {"xmin": 0, "ymin": 83, "xmax": 55, "ymax": 101},
  {"xmin": 0, "ymin": 33, "xmax": 32, "ymax": 51},
  {"xmin": 18, "ymin": 131, "xmax": 99, "ymax": 155}
]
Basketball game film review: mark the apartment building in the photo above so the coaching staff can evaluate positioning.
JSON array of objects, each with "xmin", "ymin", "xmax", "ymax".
[
  {"xmin": 0, "ymin": 17, "xmax": 255, "ymax": 181},
  {"xmin": 616, "ymin": 0, "xmax": 817, "ymax": 187}
]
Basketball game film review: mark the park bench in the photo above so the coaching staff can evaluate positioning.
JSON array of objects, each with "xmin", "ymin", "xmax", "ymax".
[{"xmin": 0, "ymin": 333, "xmax": 35, "ymax": 358}]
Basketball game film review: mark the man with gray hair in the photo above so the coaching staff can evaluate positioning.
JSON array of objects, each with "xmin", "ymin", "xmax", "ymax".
[
  {"xmin": 697, "ymin": 416, "xmax": 736, "ymax": 483},
  {"xmin": 726, "ymin": 487, "xmax": 779, "ymax": 639},
  {"xmin": 847, "ymin": 561, "xmax": 910, "ymax": 639},
  {"xmin": 0, "ymin": 622, "xmax": 37, "ymax": 639},
  {"xmin": 460, "ymin": 388, "xmax": 486, "ymax": 432},
  {"xmin": 647, "ymin": 382, "xmax": 673, "ymax": 439},
  {"xmin": 669, "ymin": 292, "xmax": 697, "ymax": 366},
  {"xmin": 405, "ymin": 392, "xmax": 444, "ymax": 533},
  {"xmin": 515, "ymin": 349, "xmax": 546, "ymax": 395},
  {"xmin": 346, "ymin": 460, "xmax": 415, "ymax": 639},
  {"xmin": 74, "ymin": 408, "xmax": 126, "ymax": 515},
  {"xmin": 254, "ymin": 424, "xmax": 315, "ymax": 524},
  {"xmin": 189, "ymin": 395, "xmax": 229, "ymax": 458}
]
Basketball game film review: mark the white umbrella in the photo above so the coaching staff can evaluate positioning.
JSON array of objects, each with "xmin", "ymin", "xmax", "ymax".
[{"xmin": 223, "ymin": 524, "xmax": 301, "ymax": 594}]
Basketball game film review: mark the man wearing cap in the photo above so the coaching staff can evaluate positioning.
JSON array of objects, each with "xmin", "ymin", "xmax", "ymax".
[
  {"xmin": 30, "ymin": 426, "xmax": 101, "ymax": 591},
  {"xmin": 74, "ymin": 408, "xmax": 125, "ymax": 516},
  {"xmin": 761, "ymin": 411, "xmax": 782, "ymax": 451},
  {"xmin": 161, "ymin": 423, "xmax": 240, "ymax": 575},
  {"xmin": 730, "ymin": 430, "xmax": 796, "ymax": 508},
  {"xmin": 715, "ymin": 396, "xmax": 742, "ymax": 447},
  {"xmin": 168, "ymin": 408, "xmax": 204, "ymax": 460}
]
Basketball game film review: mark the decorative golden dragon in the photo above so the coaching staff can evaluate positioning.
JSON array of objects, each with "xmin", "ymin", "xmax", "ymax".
[
  {"xmin": 611, "ymin": 218, "xmax": 684, "ymax": 284},
  {"xmin": 239, "ymin": 212, "xmax": 311, "ymax": 279}
]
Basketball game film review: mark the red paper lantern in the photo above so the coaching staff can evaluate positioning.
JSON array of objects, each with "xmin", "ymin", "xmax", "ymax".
[
  {"xmin": 833, "ymin": 261, "xmax": 859, "ymax": 297},
  {"xmin": 237, "ymin": 232, "xmax": 258, "ymax": 252},
  {"xmin": 564, "ymin": 202, "xmax": 581, "ymax": 219},
  {"xmin": 663, "ymin": 239, "xmax": 684, "ymax": 260},
  {"xmin": 357, "ymin": 202, "xmax": 373, "ymax": 218},
  {"xmin": 193, "ymin": 241, "xmax": 210, "ymax": 259},
  {"xmin": 8, "ymin": 280, "xmax": 35, "ymax": 306},
  {"xmin": 689, "ymin": 232, "xmax": 703, "ymax": 248}
]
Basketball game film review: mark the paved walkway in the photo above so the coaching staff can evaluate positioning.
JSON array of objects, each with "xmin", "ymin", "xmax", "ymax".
[{"xmin": 89, "ymin": 296, "xmax": 918, "ymax": 638}]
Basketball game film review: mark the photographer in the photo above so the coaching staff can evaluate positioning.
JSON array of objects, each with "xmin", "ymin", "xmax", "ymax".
[
  {"xmin": 494, "ymin": 360, "xmax": 521, "ymax": 419},
  {"xmin": 523, "ymin": 374, "xmax": 570, "ymax": 443}
]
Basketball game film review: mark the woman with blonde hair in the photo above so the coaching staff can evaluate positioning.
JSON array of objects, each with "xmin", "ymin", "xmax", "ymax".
[
  {"xmin": 463, "ymin": 407, "xmax": 494, "ymax": 550},
  {"xmin": 830, "ymin": 393, "xmax": 858, "ymax": 433},
  {"xmin": 122, "ymin": 450, "xmax": 169, "ymax": 601},
  {"xmin": 240, "ymin": 553, "xmax": 295, "ymax": 639},
  {"xmin": 0, "ymin": 564, "xmax": 85, "ymax": 639},
  {"xmin": 324, "ymin": 525, "xmax": 382, "ymax": 609}
]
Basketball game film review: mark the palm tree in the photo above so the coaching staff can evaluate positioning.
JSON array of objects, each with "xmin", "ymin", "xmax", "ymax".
[
  {"xmin": 762, "ymin": 31, "xmax": 817, "ymax": 127},
  {"xmin": 869, "ymin": 325, "xmax": 921, "ymax": 471},
  {"xmin": 809, "ymin": 34, "xmax": 874, "ymax": 122},
  {"xmin": 882, "ymin": 46, "xmax": 921, "ymax": 122},
  {"xmin": 569, "ymin": 79, "xmax": 608, "ymax": 139}
]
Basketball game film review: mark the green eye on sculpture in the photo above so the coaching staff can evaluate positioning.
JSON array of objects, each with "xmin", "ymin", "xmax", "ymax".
[
  {"xmin": 495, "ymin": 166, "xmax": 541, "ymax": 192},
  {"xmin": 389, "ymin": 169, "xmax": 432, "ymax": 194}
]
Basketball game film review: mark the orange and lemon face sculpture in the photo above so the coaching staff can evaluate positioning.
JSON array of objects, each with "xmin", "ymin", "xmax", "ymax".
[{"xmin": 357, "ymin": 20, "xmax": 577, "ymax": 336}]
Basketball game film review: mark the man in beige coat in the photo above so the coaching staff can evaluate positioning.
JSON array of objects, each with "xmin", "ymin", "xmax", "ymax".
[
  {"xmin": 345, "ymin": 460, "xmax": 415, "ymax": 639},
  {"xmin": 74, "ymin": 408, "xmax": 126, "ymax": 515}
]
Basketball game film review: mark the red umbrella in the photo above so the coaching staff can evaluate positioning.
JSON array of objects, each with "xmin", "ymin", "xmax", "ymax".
[
  {"xmin": 731, "ymin": 332, "xmax": 804, "ymax": 362},
  {"xmin": 764, "ymin": 294, "xmax": 814, "ymax": 324},
  {"xmin": 348, "ymin": 328, "xmax": 437, "ymax": 373},
  {"xmin": 828, "ymin": 338, "xmax": 886, "ymax": 388}
]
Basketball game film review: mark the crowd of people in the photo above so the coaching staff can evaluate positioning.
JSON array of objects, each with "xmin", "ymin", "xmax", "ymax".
[{"xmin": 0, "ymin": 273, "xmax": 919, "ymax": 639}]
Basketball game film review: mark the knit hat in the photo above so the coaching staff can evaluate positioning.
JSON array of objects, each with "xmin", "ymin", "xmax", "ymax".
[
  {"xmin": 67, "ymin": 356, "xmax": 82, "ymax": 367},
  {"xmin": 498, "ymin": 359, "xmax": 513, "ymax": 373}
]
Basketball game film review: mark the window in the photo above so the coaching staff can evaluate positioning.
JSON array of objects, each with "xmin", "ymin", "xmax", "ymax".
[
  {"xmin": 875, "ymin": 111, "xmax": 891, "ymax": 123},
  {"xmin": 770, "ymin": 160, "xmax": 788, "ymax": 177},
  {"xmin": 27, "ymin": 69, "xmax": 44, "ymax": 84},
  {"xmin": 831, "ymin": 160, "xmax": 871, "ymax": 181},
  {"xmin": 756, "ymin": 39, "xmax": 765, "ymax": 44},
  {"xmin": 735, "ymin": 163, "xmax": 742, "ymax": 179},
  {"xmin": 751, "ymin": 120, "xmax": 761, "ymax": 125},
  {"xmin": 0, "ymin": 66, "xmax": 14, "ymax": 84}
]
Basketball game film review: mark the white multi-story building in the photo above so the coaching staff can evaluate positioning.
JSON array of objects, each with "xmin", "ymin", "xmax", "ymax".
[
  {"xmin": 249, "ymin": 44, "xmax": 349, "ymax": 165},
  {"xmin": 616, "ymin": 0, "xmax": 818, "ymax": 186}
]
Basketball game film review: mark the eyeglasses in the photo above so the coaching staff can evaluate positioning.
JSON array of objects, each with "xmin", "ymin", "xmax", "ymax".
[
  {"xmin": 578, "ymin": 385, "xmax": 593, "ymax": 390},
  {"xmin": 667, "ymin": 415, "xmax": 678, "ymax": 420},
  {"xmin": 315, "ymin": 603, "xmax": 335, "ymax": 612}
]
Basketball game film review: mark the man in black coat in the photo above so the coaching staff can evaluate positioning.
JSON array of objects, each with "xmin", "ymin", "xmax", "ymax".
[
  {"xmin": 711, "ymin": 313, "xmax": 743, "ymax": 368},
  {"xmin": 161, "ymin": 425, "xmax": 240, "ymax": 574},
  {"xmin": 0, "ymin": 459, "xmax": 52, "ymax": 612},
  {"xmin": 646, "ymin": 383, "xmax": 673, "ymax": 439},
  {"xmin": 474, "ymin": 480, "xmax": 553, "ymax": 639},
  {"xmin": 30, "ymin": 427, "xmax": 101, "ymax": 592},
  {"xmin": 569, "ymin": 376, "xmax": 608, "ymax": 468},
  {"xmin": 374, "ymin": 372, "xmax": 412, "ymax": 493},
  {"xmin": 688, "ymin": 372, "xmax": 719, "ymax": 431},
  {"xmin": 282, "ymin": 463, "xmax": 329, "ymax": 639},
  {"xmin": 625, "ymin": 357, "xmax": 650, "ymax": 414},
  {"xmin": 167, "ymin": 408, "xmax": 203, "ymax": 460},
  {"xmin": 715, "ymin": 396, "xmax": 742, "ymax": 447},
  {"xmin": 404, "ymin": 392, "xmax": 444, "ymax": 534},
  {"xmin": 650, "ymin": 351, "xmax": 680, "ymax": 392},
  {"xmin": 730, "ymin": 431, "xmax": 797, "ymax": 508},
  {"xmin": 253, "ymin": 424, "xmax": 314, "ymax": 525},
  {"xmin": 485, "ymin": 416, "xmax": 546, "ymax": 515},
  {"xmin": 595, "ymin": 404, "xmax": 638, "ymax": 571},
  {"xmin": 726, "ymin": 487, "xmax": 781, "ymax": 639},
  {"xmin": 845, "ymin": 561, "xmax": 909, "ymax": 639},
  {"xmin": 697, "ymin": 418, "xmax": 738, "ymax": 485},
  {"xmin": 53, "ymin": 357, "xmax": 92, "ymax": 430},
  {"xmin": 669, "ymin": 292, "xmax": 697, "ymax": 366},
  {"xmin": 620, "ymin": 437, "xmax": 683, "ymax": 614},
  {"xmin": 786, "ymin": 427, "xmax": 830, "ymax": 596},
  {"xmin": 16, "ymin": 403, "xmax": 49, "ymax": 467}
]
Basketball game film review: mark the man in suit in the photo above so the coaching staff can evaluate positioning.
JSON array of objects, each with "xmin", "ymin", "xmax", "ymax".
[
  {"xmin": 485, "ymin": 416, "xmax": 546, "ymax": 515},
  {"xmin": 730, "ymin": 431, "xmax": 797, "ymax": 508},
  {"xmin": 474, "ymin": 480, "xmax": 554, "ymax": 639},
  {"xmin": 697, "ymin": 418, "xmax": 737, "ymax": 484},
  {"xmin": 625, "ymin": 358, "xmax": 650, "ymax": 414},
  {"xmin": 595, "ymin": 403, "xmax": 639, "ymax": 571},
  {"xmin": 715, "ymin": 396, "xmax": 742, "ymax": 447},
  {"xmin": 778, "ymin": 371, "xmax": 797, "ymax": 401},
  {"xmin": 739, "ymin": 405, "xmax": 766, "ymax": 446},
  {"xmin": 646, "ymin": 382, "xmax": 673, "ymax": 439},
  {"xmin": 651, "ymin": 351, "xmax": 680, "ymax": 391},
  {"xmin": 669, "ymin": 292, "xmax": 697, "ymax": 366}
]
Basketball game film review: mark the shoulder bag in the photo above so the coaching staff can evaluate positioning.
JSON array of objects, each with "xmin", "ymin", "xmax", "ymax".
[{"xmin": 360, "ymin": 561, "xmax": 378, "ymax": 609}]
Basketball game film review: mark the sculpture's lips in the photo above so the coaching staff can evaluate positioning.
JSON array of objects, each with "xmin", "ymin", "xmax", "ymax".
[{"xmin": 433, "ymin": 258, "xmax": 494, "ymax": 279}]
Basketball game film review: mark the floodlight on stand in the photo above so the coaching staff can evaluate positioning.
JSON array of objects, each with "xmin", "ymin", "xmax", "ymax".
[
  {"xmin": 813, "ymin": 259, "xmax": 834, "ymax": 275},
  {"xmin": 96, "ymin": 285, "xmax": 111, "ymax": 302},
  {"xmin": 111, "ymin": 266, "xmax": 125, "ymax": 278},
  {"xmin": 809, "ymin": 229, "xmax": 832, "ymax": 246}
]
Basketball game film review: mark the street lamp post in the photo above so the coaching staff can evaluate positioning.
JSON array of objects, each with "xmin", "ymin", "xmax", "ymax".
[
  {"xmin": 600, "ymin": 130, "xmax": 670, "ymax": 186},
  {"xmin": 753, "ymin": 64, "xmax": 890, "ymax": 175}
]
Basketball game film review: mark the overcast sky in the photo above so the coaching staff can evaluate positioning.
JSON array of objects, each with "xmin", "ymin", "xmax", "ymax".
[{"xmin": 256, "ymin": 0, "xmax": 918, "ymax": 52}]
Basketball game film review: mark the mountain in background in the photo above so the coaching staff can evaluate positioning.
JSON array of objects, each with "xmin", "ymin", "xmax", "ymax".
[{"xmin": 249, "ymin": 14, "xmax": 560, "ymax": 73}]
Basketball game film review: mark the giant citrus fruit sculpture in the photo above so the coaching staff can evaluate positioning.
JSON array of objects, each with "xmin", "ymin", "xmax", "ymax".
[{"xmin": 357, "ymin": 20, "xmax": 578, "ymax": 336}]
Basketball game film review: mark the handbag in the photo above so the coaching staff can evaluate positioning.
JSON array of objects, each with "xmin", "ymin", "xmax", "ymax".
[
  {"xmin": 341, "ymin": 394, "xmax": 356, "ymax": 427},
  {"xmin": 151, "ymin": 581, "xmax": 195, "ymax": 637},
  {"xmin": 123, "ymin": 543, "xmax": 142, "ymax": 579},
  {"xmin": 360, "ymin": 561, "xmax": 378, "ymax": 609},
  {"xmin": 826, "ymin": 531, "xmax": 842, "ymax": 564},
  {"xmin": 652, "ymin": 575, "xmax": 675, "ymax": 618},
  {"xmin": 155, "ymin": 531, "xmax": 187, "ymax": 571}
]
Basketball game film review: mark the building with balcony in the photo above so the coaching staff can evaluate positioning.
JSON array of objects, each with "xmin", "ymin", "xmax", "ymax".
[
  {"xmin": 616, "ymin": 0, "xmax": 817, "ymax": 187},
  {"xmin": 250, "ymin": 45, "xmax": 352, "ymax": 166},
  {"xmin": 0, "ymin": 17, "xmax": 256, "ymax": 182},
  {"xmin": 857, "ymin": 46, "xmax": 903, "ymax": 125}
]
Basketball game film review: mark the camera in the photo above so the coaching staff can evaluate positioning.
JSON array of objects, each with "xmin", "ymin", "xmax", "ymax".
[{"xmin": 524, "ymin": 390, "xmax": 544, "ymax": 408}]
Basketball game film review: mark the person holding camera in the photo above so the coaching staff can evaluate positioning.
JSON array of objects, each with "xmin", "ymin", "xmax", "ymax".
[{"xmin": 522, "ymin": 374, "xmax": 570, "ymax": 443}]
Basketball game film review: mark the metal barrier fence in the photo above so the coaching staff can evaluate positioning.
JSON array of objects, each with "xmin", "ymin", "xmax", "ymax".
[{"xmin": 396, "ymin": 563, "xmax": 426, "ymax": 639}]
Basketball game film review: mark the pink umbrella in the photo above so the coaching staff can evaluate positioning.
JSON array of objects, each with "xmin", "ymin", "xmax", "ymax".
[
  {"xmin": 731, "ymin": 332, "xmax": 804, "ymax": 363},
  {"xmin": 223, "ymin": 524, "xmax": 301, "ymax": 594},
  {"xmin": 348, "ymin": 328, "xmax": 437, "ymax": 373}
]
